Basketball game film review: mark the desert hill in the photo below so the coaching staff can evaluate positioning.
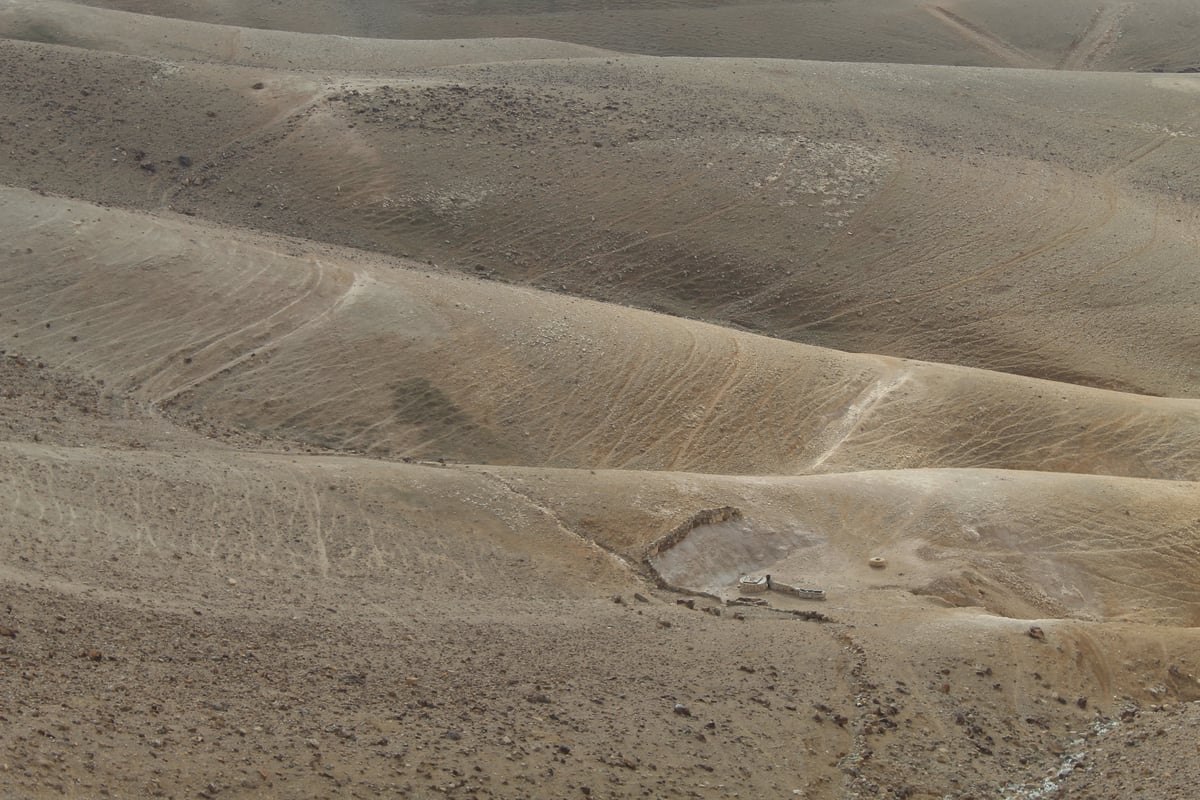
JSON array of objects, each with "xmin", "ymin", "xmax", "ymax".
[
  {"xmin": 5, "ymin": 188, "xmax": 1200, "ymax": 479},
  {"xmin": 0, "ymin": 0, "xmax": 614, "ymax": 69},
  {"xmin": 3, "ymin": 1, "xmax": 1200, "ymax": 798},
  {"xmin": 4, "ymin": 369, "xmax": 1200, "ymax": 797},
  {"xmin": 1, "ymin": 32, "xmax": 1199, "ymax": 395},
  {"xmin": 59, "ymin": 0, "xmax": 1200, "ymax": 72}
]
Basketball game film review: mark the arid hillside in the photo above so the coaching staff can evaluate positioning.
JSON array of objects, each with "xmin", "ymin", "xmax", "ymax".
[
  {"xmin": 1, "ymin": 19, "xmax": 1198, "ymax": 395},
  {"xmin": 5, "ymin": 189, "xmax": 1200, "ymax": 479},
  {"xmin": 60, "ymin": 0, "xmax": 1200, "ymax": 71},
  {"xmin": 3, "ymin": 2, "xmax": 1200, "ymax": 799}
]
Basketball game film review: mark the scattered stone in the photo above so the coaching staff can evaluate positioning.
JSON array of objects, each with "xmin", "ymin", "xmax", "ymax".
[
  {"xmin": 527, "ymin": 693, "xmax": 551, "ymax": 704},
  {"xmin": 1028, "ymin": 626, "xmax": 1045, "ymax": 641},
  {"xmin": 0, "ymin": 625, "xmax": 16, "ymax": 638},
  {"xmin": 83, "ymin": 648, "xmax": 103, "ymax": 661},
  {"xmin": 601, "ymin": 753, "xmax": 639, "ymax": 770},
  {"xmin": 177, "ymin": 155, "xmax": 193, "ymax": 168},
  {"xmin": 676, "ymin": 599, "xmax": 695, "ymax": 609},
  {"xmin": 633, "ymin": 593, "xmax": 649, "ymax": 604},
  {"xmin": 252, "ymin": 82, "xmax": 265, "ymax": 90},
  {"xmin": 612, "ymin": 595, "xmax": 624, "ymax": 604},
  {"xmin": 673, "ymin": 703, "xmax": 692, "ymax": 717},
  {"xmin": 868, "ymin": 556, "xmax": 888, "ymax": 569}
]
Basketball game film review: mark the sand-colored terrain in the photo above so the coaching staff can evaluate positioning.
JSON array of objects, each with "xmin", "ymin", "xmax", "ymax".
[
  {"xmin": 3, "ymin": 2, "xmax": 1200, "ymax": 799},
  {"xmin": 2, "ymin": 18, "xmax": 1200, "ymax": 396},
  {"xmin": 56, "ymin": 0, "xmax": 1200, "ymax": 71}
]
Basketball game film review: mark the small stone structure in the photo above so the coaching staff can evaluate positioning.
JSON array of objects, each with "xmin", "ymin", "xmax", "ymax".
[
  {"xmin": 645, "ymin": 507, "xmax": 827, "ymax": 602},
  {"xmin": 738, "ymin": 573, "xmax": 826, "ymax": 601},
  {"xmin": 644, "ymin": 506, "xmax": 741, "ymax": 561}
]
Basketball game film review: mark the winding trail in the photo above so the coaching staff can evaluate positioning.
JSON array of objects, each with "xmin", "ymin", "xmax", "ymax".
[
  {"xmin": 150, "ymin": 259, "xmax": 361, "ymax": 406},
  {"xmin": 806, "ymin": 367, "xmax": 910, "ymax": 472}
]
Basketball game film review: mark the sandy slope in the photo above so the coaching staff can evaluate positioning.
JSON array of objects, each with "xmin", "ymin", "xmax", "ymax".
[
  {"xmin": 4, "ymin": 188, "xmax": 1200, "ymax": 481},
  {"xmin": 3, "ymin": 2, "xmax": 1200, "ymax": 799},
  {"xmin": 0, "ymin": 0, "xmax": 614, "ymax": 69}
]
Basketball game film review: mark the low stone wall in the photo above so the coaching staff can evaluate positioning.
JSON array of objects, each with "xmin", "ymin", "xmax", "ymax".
[
  {"xmin": 770, "ymin": 580, "xmax": 827, "ymax": 601},
  {"xmin": 644, "ymin": 506, "xmax": 741, "ymax": 561},
  {"xmin": 643, "ymin": 506, "xmax": 741, "ymax": 599}
]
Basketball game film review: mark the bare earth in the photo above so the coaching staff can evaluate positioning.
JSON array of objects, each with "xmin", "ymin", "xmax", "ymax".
[{"xmin": 2, "ymin": 2, "xmax": 1200, "ymax": 799}]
